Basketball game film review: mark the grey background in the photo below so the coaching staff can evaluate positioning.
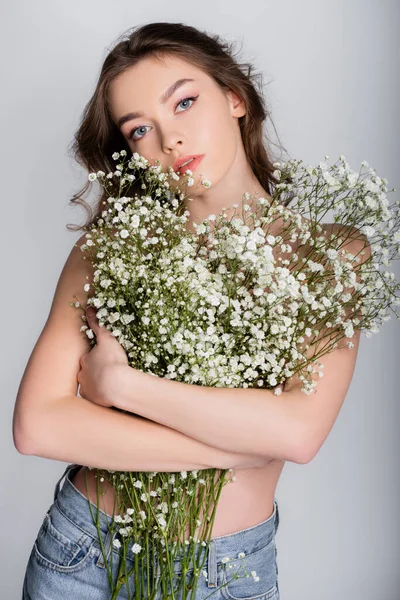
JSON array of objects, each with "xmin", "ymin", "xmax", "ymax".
[{"xmin": 1, "ymin": 0, "xmax": 399, "ymax": 598}]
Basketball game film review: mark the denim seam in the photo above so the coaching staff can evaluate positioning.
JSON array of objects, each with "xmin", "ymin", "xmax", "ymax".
[
  {"xmin": 33, "ymin": 540, "xmax": 97, "ymax": 574},
  {"xmin": 54, "ymin": 498, "xmax": 99, "ymax": 545},
  {"xmin": 221, "ymin": 578, "xmax": 278, "ymax": 600},
  {"xmin": 217, "ymin": 535, "xmax": 276, "ymax": 567}
]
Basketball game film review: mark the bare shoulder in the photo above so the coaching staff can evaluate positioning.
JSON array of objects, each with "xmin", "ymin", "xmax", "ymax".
[
  {"xmin": 13, "ymin": 233, "xmax": 94, "ymax": 452},
  {"xmin": 321, "ymin": 222, "xmax": 372, "ymax": 277},
  {"xmin": 291, "ymin": 216, "xmax": 371, "ymax": 262},
  {"xmin": 48, "ymin": 233, "xmax": 95, "ymax": 319}
]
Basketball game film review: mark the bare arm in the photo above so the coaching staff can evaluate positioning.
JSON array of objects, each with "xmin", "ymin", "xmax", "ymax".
[
  {"xmin": 12, "ymin": 235, "xmax": 267, "ymax": 471},
  {"xmin": 103, "ymin": 364, "xmax": 303, "ymax": 463},
  {"xmin": 18, "ymin": 392, "xmax": 265, "ymax": 471}
]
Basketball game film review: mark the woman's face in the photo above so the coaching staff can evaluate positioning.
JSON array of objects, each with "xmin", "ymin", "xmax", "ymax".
[{"xmin": 108, "ymin": 53, "xmax": 247, "ymax": 200}]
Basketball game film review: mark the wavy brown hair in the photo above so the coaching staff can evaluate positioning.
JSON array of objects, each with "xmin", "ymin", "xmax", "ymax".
[{"xmin": 67, "ymin": 21, "xmax": 290, "ymax": 233}]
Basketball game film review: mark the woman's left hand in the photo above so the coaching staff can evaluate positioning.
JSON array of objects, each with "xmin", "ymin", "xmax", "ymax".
[{"xmin": 77, "ymin": 307, "xmax": 129, "ymax": 408}]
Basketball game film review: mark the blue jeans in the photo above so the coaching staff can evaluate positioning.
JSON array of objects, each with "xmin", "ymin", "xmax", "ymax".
[{"xmin": 22, "ymin": 463, "xmax": 280, "ymax": 599}]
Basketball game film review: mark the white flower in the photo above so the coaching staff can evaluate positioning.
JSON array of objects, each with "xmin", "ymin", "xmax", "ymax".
[
  {"xmin": 195, "ymin": 223, "xmax": 207, "ymax": 234},
  {"xmin": 158, "ymin": 502, "xmax": 169, "ymax": 513},
  {"xmin": 344, "ymin": 322, "xmax": 354, "ymax": 338},
  {"xmin": 365, "ymin": 195, "xmax": 377, "ymax": 209},
  {"xmin": 157, "ymin": 515, "xmax": 167, "ymax": 529},
  {"xmin": 131, "ymin": 543, "xmax": 142, "ymax": 554},
  {"xmin": 131, "ymin": 215, "xmax": 140, "ymax": 228},
  {"xmin": 361, "ymin": 225, "xmax": 375, "ymax": 237},
  {"xmin": 326, "ymin": 248, "xmax": 338, "ymax": 260}
]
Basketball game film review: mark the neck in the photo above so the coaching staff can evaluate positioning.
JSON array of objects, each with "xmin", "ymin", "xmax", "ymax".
[{"xmin": 181, "ymin": 147, "xmax": 272, "ymax": 232}]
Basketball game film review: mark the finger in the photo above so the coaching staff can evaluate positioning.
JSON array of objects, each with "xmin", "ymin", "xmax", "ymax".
[
  {"xmin": 88, "ymin": 309, "xmax": 117, "ymax": 339},
  {"xmin": 86, "ymin": 307, "xmax": 100, "ymax": 334},
  {"xmin": 86, "ymin": 307, "xmax": 116, "ymax": 341},
  {"xmin": 86, "ymin": 306, "xmax": 96, "ymax": 322}
]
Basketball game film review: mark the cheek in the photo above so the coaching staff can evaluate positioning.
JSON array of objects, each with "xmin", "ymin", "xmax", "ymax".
[{"xmin": 196, "ymin": 108, "xmax": 237, "ymax": 170}]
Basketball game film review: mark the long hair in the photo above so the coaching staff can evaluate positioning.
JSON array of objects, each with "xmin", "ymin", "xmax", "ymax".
[{"xmin": 67, "ymin": 22, "xmax": 290, "ymax": 232}]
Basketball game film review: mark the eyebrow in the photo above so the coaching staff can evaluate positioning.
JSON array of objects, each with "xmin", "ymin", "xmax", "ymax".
[{"xmin": 117, "ymin": 78, "xmax": 195, "ymax": 129}]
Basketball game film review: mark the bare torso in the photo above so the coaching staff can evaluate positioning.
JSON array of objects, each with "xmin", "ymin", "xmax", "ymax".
[{"xmin": 70, "ymin": 459, "xmax": 286, "ymax": 536}]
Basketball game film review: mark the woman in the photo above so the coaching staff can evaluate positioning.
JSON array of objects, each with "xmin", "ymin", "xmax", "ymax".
[{"xmin": 15, "ymin": 22, "xmax": 364, "ymax": 600}]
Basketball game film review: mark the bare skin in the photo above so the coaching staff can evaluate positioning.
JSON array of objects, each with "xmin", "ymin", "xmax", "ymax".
[{"xmin": 71, "ymin": 460, "xmax": 285, "ymax": 538}]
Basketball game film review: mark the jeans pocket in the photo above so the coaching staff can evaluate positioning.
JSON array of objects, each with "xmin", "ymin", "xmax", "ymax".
[
  {"xmin": 220, "ymin": 537, "xmax": 279, "ymax": 600},
  {"xmin": 33, "ymin": 509, "xmax": 96, "ymax": 573}
]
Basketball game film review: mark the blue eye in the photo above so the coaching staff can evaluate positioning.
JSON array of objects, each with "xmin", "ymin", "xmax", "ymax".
[
  {"xmin": 175, "ymin": 96, "xmax": 196, "ymax": 112},
  {"xmin": 128, "ymin": 95, "xmax": 199, "ymax": 141},
  {"xmin": 129, "ymin": 125, "xmax": 150, "ymax": 141}
]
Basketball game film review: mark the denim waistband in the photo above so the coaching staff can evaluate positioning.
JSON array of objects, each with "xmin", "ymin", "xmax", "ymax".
[{"xmin": 52, "ymin": 463, "xmax": 280, "ymax": 576}]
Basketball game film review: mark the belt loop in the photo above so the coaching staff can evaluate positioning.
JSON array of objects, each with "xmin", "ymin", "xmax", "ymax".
[
  {"xmin": 206, "ymin": 539, "xmax": 217, "ymax": 588},
  {"xmin": 53, "ymin": 463, "xmax": 80, "ymax": 502}
]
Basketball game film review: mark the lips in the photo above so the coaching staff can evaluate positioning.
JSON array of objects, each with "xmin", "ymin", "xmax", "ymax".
[{"xmin": 173, "ymin": 154, "xmax": 205, "ymax": 173}]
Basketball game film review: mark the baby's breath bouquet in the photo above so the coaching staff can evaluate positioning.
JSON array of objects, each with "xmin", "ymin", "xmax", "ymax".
[{"xmin": 72, "ymin": 150, "xmax": 400, "ymax": 599}]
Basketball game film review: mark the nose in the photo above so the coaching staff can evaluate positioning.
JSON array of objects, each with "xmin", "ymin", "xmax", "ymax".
[{"xmin": 161, "ymin": 131, "xmax": 184, "ymax": 155}]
